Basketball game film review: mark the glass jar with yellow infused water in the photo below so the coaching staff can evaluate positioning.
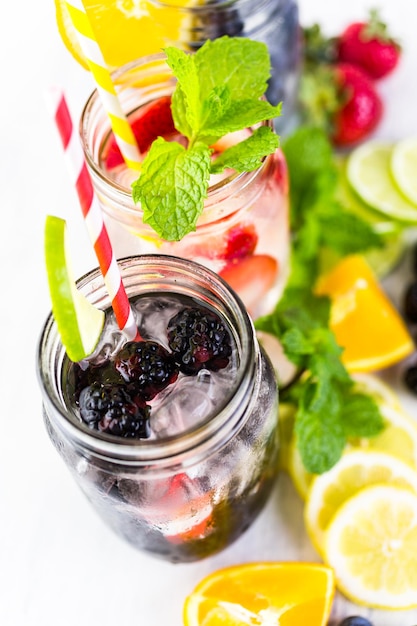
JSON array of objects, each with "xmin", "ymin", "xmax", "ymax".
[{"xmin": 80, "ymin": 38, "xmax": 290, "ymax": 318}]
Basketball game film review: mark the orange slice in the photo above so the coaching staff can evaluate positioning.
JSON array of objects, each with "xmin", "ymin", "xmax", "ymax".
[
  {"xmin": 183, "ymin": 562, "xmax": 335, "ymax": 626},
  {"xmin": 55, "ymin": 0, "xmax": 196, "ymax": 71},
  {"xmin": 315, "ymin": 254, "xmax": 414, "ymax": 373}
]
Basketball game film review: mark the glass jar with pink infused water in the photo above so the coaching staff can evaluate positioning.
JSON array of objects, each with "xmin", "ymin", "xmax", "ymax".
[{"xmin": 80, "ymin": 42, "xmax": 290, "ymax": 318}]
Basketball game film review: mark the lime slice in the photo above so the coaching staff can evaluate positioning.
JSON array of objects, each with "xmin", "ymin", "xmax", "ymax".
[
  {"xmin": 335, "ymin": 156, "xmax": 402, "ymax": 234},
  {"xmin": 44, "ymin": 215, "xmax": 105, "ymax": 362},
  {"xmin": 347, "ymin": 143, "xmax": 417, "ymax": 222},
  {"xmin": 391, "ymin": 136, "xmax": 417, "ymax": 206}
]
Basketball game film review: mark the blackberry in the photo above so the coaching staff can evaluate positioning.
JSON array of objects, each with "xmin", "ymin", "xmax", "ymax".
[
  {"xmin": 404, "ymin": 280, "xmax": 417, "ymax": 323},
  {"xmin": 338, "ymin": 618, "xmax": 373, "ymax": 626},
  {"xmin": 69, "ymin": 360, "xmax": 124, "ymax": 403},
  {"xmin": 79, "ymin": 382, "xmax": 150, "ymax": 439},
  {"xmin": 167, "ymin": 306, "xmax": 232, "ymax": 375},
  {"xmin": 114, "ymin": 340, "xmax": 179, "ymax": 400}
]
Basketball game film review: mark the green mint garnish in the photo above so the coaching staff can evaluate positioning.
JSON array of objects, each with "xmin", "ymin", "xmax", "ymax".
[
  {"xmin": 255, "ymin": 126, "xmax": 385, "ymax": 475},
  {"xmin": 131, "ymin": 36, "xmax": 282, "ymax": 242}
]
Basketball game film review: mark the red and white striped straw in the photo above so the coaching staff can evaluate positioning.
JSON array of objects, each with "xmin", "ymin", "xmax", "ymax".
[{"xmin": 46, "ymin": 86, "xmax": 140, "ymax": 342}]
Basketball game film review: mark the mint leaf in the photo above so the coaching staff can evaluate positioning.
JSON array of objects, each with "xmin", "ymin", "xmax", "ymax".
[
  {"xmin": 211, "ymin": 127, "xmax": 279, "ymax": 174},
  {"xmin": 132, "ymin": 138, "xmax": 211, "ymax": 241},
  {"xmin": 132, "ymin": 36, "xmax": 282, "ymax": 241},
  {"xmin": 295, "ymin": 386, "xmax": 346, "ymax": 474},
  {"xmin": 255, "ymin": 124, "xmax": 386, "ymax": 474},
  {"xmin": 340, "ymin": 391, "xmax": 385, "ymax": 438},
  {"xmin": 165, "ymin": 47, "xmax": 202, "ymax": 136},
  {"xmin": 199, "ymin": 100, "xmax": 282, "ymax": 141},
  {"xmin": 193, "ymin": 36, "xmax": 272, "ymax": 101}
]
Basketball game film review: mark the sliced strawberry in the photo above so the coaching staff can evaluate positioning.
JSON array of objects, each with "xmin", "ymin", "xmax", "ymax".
[
  {"xmin": 103, "ymin": 96, "xmax": 177, "ymax": 170},
  {"xmin": 223, "ymin": 224, "xmax": 258, "ymax": 261},
  {"xmin": 220, "ymin": 254, "xmax": 279, "ymax": 314},
  {"xmin": 162, "ymin": 473, "xmax": 214, "ymax": 544}
]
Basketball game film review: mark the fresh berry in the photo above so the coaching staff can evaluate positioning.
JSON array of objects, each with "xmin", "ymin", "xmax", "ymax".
[
  {"xmin": 219, "ymin": 254, "xmax": 278, "ymax": 315},
  {"xmin": 404, "ymin": 281, "xmax": 417, "ymax": 323},
  {"xmin": 79, "ymin": 382, "xmax": 150, "ymax": 438},
  {"xmin": 167, "ymin": 307, "xmax": 232, "ymax": 375},
  {"xmin": 299, "ymin": 62, "xmax": 383, "ymax": 147},
  {"xmin": 114, "ymin": 340, "xmax": 179, "ymax": 400},
  {"xmin": 337, "ymin": 9, "xmax": 401, "ymax": 80},
  {"xmin": 404, "ymin": 366, "xmax": 417, "ymax": 395},
  {"xmin": 69, "ymin": 360, "xmax": 125, "ymax": 403},
  {"xmin": 338, "ymin": 617, "xmax": 373, "ymax": 626},
  {"xmin": 223, "ymin": 224, "xmax": 258, "ymax": 261},
  {"xmin": 332, "ymin": 62, "xmax": 383, "ymax": 146},
  {"xmin": 103, "ymin": 96, "xmax": 177, "ymax": 170}
]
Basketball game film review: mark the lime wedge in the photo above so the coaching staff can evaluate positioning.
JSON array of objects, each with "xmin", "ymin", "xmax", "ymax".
[
  {"xmin": 391, "ymin": 137, "xmax": 417, "ymax": 206},
  {"xmin": 44, "ymin": 215, "xmax": 105, "ymax": 362},
  {"xmin": 347, "ymin": 143, "xmax": 417, "ymax": 223}
]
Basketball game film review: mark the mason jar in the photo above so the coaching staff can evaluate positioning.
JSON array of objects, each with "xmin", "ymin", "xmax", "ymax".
[
  {"xmin": 80, "ymin": 53, "xmax": 290, "ymax": 319},
  {"xmin": 37, "ymin": 255, "xmax": 279, "ymax": 563},
  {"xmin": 146, "ymin": 0, "xmax": 301, "ymax": 122}
]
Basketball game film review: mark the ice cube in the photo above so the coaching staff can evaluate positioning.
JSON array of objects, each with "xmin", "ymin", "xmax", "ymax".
[{"xmin": 150, "ymin": 369, "xmax": 218, "ymax": 437}]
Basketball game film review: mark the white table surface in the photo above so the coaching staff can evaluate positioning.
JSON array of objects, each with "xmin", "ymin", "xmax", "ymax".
[{"xmin": 2, "ymin": 1, "xmax": 417, "ymax": 625}]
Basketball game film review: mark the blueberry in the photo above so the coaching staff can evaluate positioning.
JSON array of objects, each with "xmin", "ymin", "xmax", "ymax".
[
  {"xmin": 167, "ymin": 306, "xmax": 232, "ymax": 375},
  {"xmin": 404, "ymin": 365, "xmax": 417, "ymax": 395},
  {"xmin": 404, "ymin": 281, "xmax": 417, "ymax": 323},
  {"xmin": 338, "ymin": 617, "xmax": 373, "ymax": 626}
]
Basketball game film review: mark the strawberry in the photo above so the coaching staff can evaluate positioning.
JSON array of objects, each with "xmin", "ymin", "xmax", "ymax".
[
  {"xmin": 337, "ymin": 9, "xmax": 401, "ymax": 80},
  {"xmin": 332, "ymin": 63, "xmax": 383, "ymax": 146},
  {"xmin": 223, "ymin": 224, "xmax": 258, "ymax": 261},
  {"xmin": 220, "ymin": 254, "xmax": 278, "ymax": 316},
  {"xmin": 103, "ymin": 96, "xmax": 177, "ymax": 170},
  {"xmin": 299, "ymin": 62, "xmax": 383, "ymax": 147}
]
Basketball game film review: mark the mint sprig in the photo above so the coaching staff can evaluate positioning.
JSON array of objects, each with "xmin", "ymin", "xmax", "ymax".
[
  {"xmin": 255, "ymin": 126, "xmax": 385, "ymax": 475},
  {"xmin": 132, "ymin": 37, "xmax": 282, "ymax": 242}
]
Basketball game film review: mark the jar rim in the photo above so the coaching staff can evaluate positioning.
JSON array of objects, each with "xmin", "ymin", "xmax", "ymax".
[{"xmin": 37, "ymin": 254, "xmax": 258, "ymax": 465}]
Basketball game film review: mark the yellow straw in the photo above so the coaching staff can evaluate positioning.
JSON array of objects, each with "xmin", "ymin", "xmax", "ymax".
[{"xmin": 65, "ymin": 0, "xmax": 142, "ymax": 170}]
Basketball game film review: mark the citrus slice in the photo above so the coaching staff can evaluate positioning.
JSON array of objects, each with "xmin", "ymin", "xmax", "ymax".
[
  {"xmin": 335, "ymin": 156, "xmax": 402, "ymax": 235},
  {"xmin": 276, "ymin": 402, "xmax": 296, "ymax": 472},
  {"xmin": 183, "ymin": 562, "xmax": 335, "ymax": 626},
  {"xmin": 288, "ymin": 435, "xmax": 313, "ymax": 500},
  {"xmin": 346, "ymin": 142, "xmax": 417, "ymax": 222},
  {"xmin": 55, "ymin": 0, "xmax": 195, "ymax": 70},
  {"xmin": 324, "ymin": 484, "xmax": 417, "ymax": 609},
  {"xmin": 391, "ymin": 136, "xmax": 417, "ymax": 206},
  {"xmin": 44, "ymin": 215, "xmax": 105, "ymax": 362},
  {"xmin": 350, "ymin": 372, "xmax": 402, "ymax": 410},
  {"xmin": 304, "ymin": 449, "xmax": 417, "ymax": 556},
  {"xmin": 315, "ymin": 254, "xmax": 414, "ymax": 372}
]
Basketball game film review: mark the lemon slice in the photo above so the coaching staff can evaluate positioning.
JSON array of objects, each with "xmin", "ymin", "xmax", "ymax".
[
  {"xmin": 347, "ymin": 143, "xmax": 417, "ymax": 222},
  {"xmin": 324, "ymin": 484, "xmax": 417, "ymax": 609},
  {"xmin": 391, "ymin": 136, "xmax": 417, "ymax": 206},
  {"xmin": 45, "ymin": 215, "xmax": 105, "ymax": 362},
  {"xmin": 304, "ymin": 449, "xmax": 417, "ymax": 555},
  {"xmin": 352, "ymin": 402, "xmax": 417, "ymax": 469},
  {"xmin": 351, "ymin": 372, "xmax": 401, "ymax": 411}
]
